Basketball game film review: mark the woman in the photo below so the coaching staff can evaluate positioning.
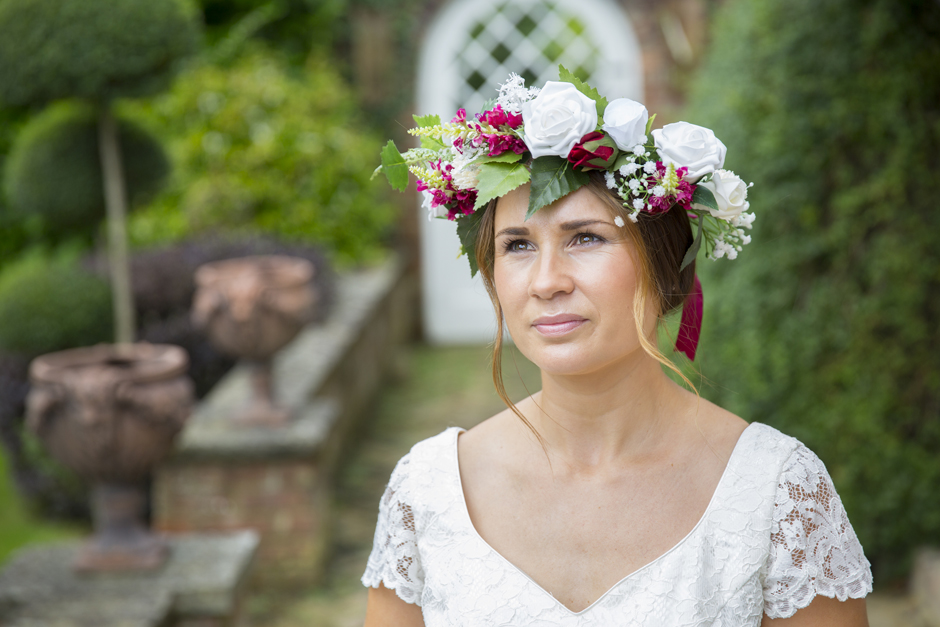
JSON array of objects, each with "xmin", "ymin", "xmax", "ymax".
[{"xmin": 362, "ymin": 72, "xmax": 872, "ymax": 626}]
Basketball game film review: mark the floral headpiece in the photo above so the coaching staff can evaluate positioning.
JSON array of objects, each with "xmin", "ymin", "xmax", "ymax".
[{"xmin": 377, "ymin": 67, "xmax": 755, "ymax": 360}]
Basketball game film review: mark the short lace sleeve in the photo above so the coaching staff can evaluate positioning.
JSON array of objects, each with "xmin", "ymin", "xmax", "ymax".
[
  {"xmin": 762, "ymin": 443, "xmax": 873, "ymax": 618},
  {"xmin": 361, "ymin": 453, "xmax": 424, "ymax": 605}
]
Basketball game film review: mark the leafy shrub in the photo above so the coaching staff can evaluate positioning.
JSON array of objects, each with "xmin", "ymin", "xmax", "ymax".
[
  {"xmin": 3, "ymin": 103, "xmax": 170, "ymax": 240},
  {"xmin": 0, "ymin": 0, "xmax": 200, "ymax": 105},
  {"xmin": 123, "ymin": 45, "xmax": 397, "ymax": 265},
  {"xmin": 0, "ymin": 252, "xmax": 113, "ymax": 356},
  {"xmin": 688, "ymin": 0, "xmax": 940, "ymax": 580}
]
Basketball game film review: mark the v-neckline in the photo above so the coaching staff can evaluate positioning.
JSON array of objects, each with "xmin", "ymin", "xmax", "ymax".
[{"xmin": 450, "ymin": 422, "xmax": 757, "ymax": 617}]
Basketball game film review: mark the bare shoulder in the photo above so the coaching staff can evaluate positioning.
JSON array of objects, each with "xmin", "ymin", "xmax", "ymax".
[
  {"xmin": 679, "ymin": 389, "xmax": 750, "ymax": 463},
  {"xmin": 458, "ymin": 396, "xmax": 540, "ymax": 476}
]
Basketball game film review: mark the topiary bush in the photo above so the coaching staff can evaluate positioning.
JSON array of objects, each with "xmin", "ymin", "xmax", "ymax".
[
  {"xmin": 0, "ymin": 252, "xmax": 113, "ymax": 356},
  {"xmin": 0, "ymin": 0, "xmax": 201, "ymax": 105},
  {"xmin": 4, "ymin": 103, "xmax": 170, "ymax": 241},
  {"xmin": 123, "ymin": 45, "xmax": 398, "ymax": 266},
  {"xmin": 688, "ymin": 0, "xmax": 940, "ymax": 581}
]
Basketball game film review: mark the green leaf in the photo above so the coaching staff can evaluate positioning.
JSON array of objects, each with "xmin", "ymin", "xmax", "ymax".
[
  {"xmin": 380, "ymin": 140, "xmax": 409, "ymax": 191},
  {"xmin": 612, "ymin": 153, "xmax": 632, "ymax": 171},
  {"xmin": 691, "ymin": 185, "xmax": 719, "ymax": 211},
  {"xmin": 478, "ymin": 98, "xmax": 497, "ymax": 114},
  {"xmin": 680, "ymin": 214, "xmax": 704, "ymax": 271},
  {"xmin": 413, "ymin": 114, "xmax": 441, "ymax": 128},
  {"xmin": 472, "ymin": 151, "xmax": 523, "ymax": 166},
  {"xmin": 412, "ymin": 114, "xmax": 445, "ymax": 150},
  {"xmin": 526, "ymin": 156, "xmax": 589, "ymax": 219},
  {"xmin": 455, "ymin": 209, "xmax": 486, "ymax": 277},
  {"xmin": 558, "ymin": 64, "xmax": 607, "ymax": 121},
  {"xmin": 645, "ymin": 113, "xmax": 657, "ymax": 136},
  {"xmin": 474, "ymin": 162, "xmax": 531, "ymax": 210}
]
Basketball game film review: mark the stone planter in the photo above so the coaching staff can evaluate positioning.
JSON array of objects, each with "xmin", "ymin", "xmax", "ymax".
[
  {"xmin": 26, "ymin": 343, "xmax": 193, "ymax": 572},
  {"xmin": 192, "ymin": 255, "xmax": 316, "ymax": 426}
]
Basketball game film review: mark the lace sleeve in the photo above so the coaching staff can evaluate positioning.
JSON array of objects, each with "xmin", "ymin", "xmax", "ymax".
[
  {"xmin": 762, "ymin": 443, "xmax": 873, "ymax": 619},
  {"xmin": 361, "ymin": 453, "xmax": 425, "ymax": 605}
]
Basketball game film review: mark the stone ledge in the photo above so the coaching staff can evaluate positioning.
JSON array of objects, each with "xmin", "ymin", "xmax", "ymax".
[
  {"xmin": 170, "ymin": 257, "xmax": 405, "ymax": 462},
  {"xmin": 0, "ymin": 531, "xmax": 258, "ymax": 627},
  {"xmin": 913, "ymin": 547, "xmax": 940, "ymax": 626}
]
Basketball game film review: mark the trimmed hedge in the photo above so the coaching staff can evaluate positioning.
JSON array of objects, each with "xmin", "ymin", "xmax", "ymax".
[
  {"xmin": 3, "ymin": 103, "xmax": 169, "ymax": 239},
  {"xmin": 0, "ymin": 0, "xmax": 201, "ymax": 105},
  {"xmin": 0, "ymin": 253, "xmax": 113, "ymax": 355},
  {"xmin": 689, "ymin": 0, "xmax": 940, "ymax": 580}
]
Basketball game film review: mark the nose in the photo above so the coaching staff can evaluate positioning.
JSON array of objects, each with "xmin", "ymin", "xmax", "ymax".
[{"xmin": 529, "ymin": 247, "xmax": 575, "ymax": 300}]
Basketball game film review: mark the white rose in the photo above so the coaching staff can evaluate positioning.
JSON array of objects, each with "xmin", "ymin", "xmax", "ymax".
[
  {"xmin": 521, "ymin": 81, "xmax": 598, "ymax": 158},
  {"xmin": 695, "ymin": 169, "xmax": 749, "ymax": 221},
  {"xmin": 601, "ymin": 98, "xmax": 648, "ymax": 150},
  {"xmin": 652, "ymin": 121, "xmax": 727, "ymax": 182}
]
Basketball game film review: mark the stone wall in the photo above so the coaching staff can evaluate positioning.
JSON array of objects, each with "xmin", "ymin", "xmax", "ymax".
[{"xmin": 154, "ymin": 258, "xmax": 417, "ymax": 588}]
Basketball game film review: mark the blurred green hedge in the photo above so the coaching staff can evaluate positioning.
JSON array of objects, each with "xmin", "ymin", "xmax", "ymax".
[
  {"xmin": 0, "ymin": 252, "xmax": 113, "ymax": 356},
  {"xmin": 0, "ymin": 0, "xmax": 200, "ymax": 105},
  {"xmin": 689, "ymin": 0, "xmax": 940, "ymax": 580},
  {"xmin": 124, "ymin": 45, "xmax": 397, "ymax": 265},
  {"xmin": 4, "ymin": 103, "xmax": 169, "ymax": 241}
]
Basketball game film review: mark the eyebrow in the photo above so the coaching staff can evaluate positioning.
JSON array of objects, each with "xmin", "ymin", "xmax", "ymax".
[{"xmin": 495, "ymin": 219, "xmax": 610, "ymax": 239}]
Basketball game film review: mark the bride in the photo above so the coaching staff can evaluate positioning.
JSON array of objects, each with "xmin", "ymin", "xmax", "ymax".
[{"xmin": 361, "ymin": 72, "xmax": 872, "ymax": 626}]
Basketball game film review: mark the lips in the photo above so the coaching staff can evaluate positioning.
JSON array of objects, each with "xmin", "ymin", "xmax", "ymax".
[{"xmin": 532, "ymin": 313, "xmax": 587, "ymax": 337}]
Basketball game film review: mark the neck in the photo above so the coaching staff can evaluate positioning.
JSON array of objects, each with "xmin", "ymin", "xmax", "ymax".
[{"xmin": 530, "ymin": 350, "xmax": 691, "ymax": 473}]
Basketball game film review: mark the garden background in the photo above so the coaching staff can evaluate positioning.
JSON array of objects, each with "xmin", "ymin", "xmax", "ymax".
[{"xmin": 0, "ymin": 0, "xmax": 936, "ymax": 624}]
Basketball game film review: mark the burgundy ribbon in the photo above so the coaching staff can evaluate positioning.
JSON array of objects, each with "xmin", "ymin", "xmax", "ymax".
[{"xmin": 675, "ymin": 275, "xmax": 703, "ymax": 361}]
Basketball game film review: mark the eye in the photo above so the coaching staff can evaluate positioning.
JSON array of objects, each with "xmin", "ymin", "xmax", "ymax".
[
  {"xmin": 574, "ymin": 232, "xmax": 605, "ymax": 246},
  {"xmin": 503, "ymin": 239, "xmax": 532, "ymax": 253}
]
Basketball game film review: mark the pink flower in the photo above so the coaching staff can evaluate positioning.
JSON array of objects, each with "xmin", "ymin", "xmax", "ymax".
[
  {"xmin": 475, "ymin": 105, "xmax": 527, "ymax": 157},
  {"xmin": 567, "ymin": 131, "xmax": 618, "ymax": 170}
]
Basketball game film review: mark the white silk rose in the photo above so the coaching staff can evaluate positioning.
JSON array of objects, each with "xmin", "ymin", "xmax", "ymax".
[
  {"xmin": 652, "ymin": 121, "xmax": 727, "ymax": 182},
  {"xmin": 521, "ymin": 81, "xmax": 598, "ymax": 158},
  {"xmin": 695, "ymin": 169, "xmax": 749, "ymax": 220},
  {"xmin": 602, "ymin": 98, "xmax": 648, "ymax": 150}
]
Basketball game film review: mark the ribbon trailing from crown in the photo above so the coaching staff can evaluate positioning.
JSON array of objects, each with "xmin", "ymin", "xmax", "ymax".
[{"xmin": 375, "ymin": 66, "xmax": 755, "ymax": 361}]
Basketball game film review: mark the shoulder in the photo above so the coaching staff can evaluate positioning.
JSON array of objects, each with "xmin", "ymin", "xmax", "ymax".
[{"xmin": 381, "ymin": 427, "xmax": 464, "ymax": 514}]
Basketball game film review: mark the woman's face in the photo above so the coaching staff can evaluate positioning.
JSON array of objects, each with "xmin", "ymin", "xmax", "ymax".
[{"xmin": 493, "ymin": 184, "xmax": 654, "ymax": 376}]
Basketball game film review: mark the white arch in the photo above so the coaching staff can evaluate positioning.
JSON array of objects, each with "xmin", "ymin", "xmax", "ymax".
[{"xmin": 416, "ymin": 0, "xmax": 644, "ymax": 344}]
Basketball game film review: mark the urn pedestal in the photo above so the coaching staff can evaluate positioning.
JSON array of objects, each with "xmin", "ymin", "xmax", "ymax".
[
  {"xmin": 26, "ymin": 343, "xmax": 193, "ymax": 572},
  {"xmin": 192, "ymin": 255, "xmax": 316, "ymax": 427}
]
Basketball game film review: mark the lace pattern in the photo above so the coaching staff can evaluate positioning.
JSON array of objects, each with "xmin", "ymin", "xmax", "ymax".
[
  {"xmin": 362, "ymin": 424, "xmax": 872, "ymax": 625},
  {"xmin": 762, "ymin": 444, "xmax": 872, "ymax": 618},
  {"xmin": 361, "ymin": 454, "xmax": 425, "ymax": 604}
]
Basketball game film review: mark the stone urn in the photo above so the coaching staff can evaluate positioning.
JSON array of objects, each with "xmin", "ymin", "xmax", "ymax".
[
  {"xmin": 192, "ymin": 255, "xmax": 316, "ymax": 426},
  {"xmin": 26, "ymin": 343, "xmax": 193, "ymax": 572}
]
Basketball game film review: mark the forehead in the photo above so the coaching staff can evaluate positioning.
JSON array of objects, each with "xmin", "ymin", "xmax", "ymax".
[{"xmin": 494, "ymin": 184, "xmax": 615, "ymax": 231}]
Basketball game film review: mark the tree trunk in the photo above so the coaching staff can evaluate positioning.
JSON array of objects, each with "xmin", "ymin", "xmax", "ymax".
[{"xmin": 97, "ymin": 106, "xmax": 135, "ymax": 347}]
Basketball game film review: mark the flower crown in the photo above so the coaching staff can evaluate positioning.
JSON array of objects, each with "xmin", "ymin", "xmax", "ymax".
[{"xmin": 377, "ymin": 66, "xmax": 755, "ymax": 280}]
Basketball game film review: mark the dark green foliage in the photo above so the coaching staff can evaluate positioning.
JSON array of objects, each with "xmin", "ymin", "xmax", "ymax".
[
  {"xmin": 124, "ymin": 46, "xmax": 397, "ymax": 265},
  {"xmin": 0, "ymin": 0, "xmax": 201, "ymax": 106},
  {"xmin": 3, "ymin": 103, "xmax": 170, "ymax": 240},
  {"xmin": 0, "ymin": 254, "xmax": 113, "ymax": 356},
  {"xmin": 688, "ymin": 0, "xmax": 940, "ymax": 580},
  {"xmin": 0, "ymin": 106, "xmax": 33, "ymax": 269}
]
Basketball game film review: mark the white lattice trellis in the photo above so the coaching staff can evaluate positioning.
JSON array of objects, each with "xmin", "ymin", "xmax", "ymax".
[{"xmin": 417, "ymin": 0, "xmax": 643, "ymax": 344}]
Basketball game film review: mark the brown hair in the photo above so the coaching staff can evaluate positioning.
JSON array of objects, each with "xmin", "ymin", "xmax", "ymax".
[{"xmin": 473, "ymin": 173, "xmax": 698, "ymax": 428}]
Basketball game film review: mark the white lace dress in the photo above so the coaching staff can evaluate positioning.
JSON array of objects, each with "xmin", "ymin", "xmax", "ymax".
[{"xmin": 362, "ymin": 423, "xmax": 872, "ymax": 626}]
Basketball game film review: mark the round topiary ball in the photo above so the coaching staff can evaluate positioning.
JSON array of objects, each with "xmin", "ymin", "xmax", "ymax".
[
  {"xmin": 0, "ymin": 0, "xmax": 201, "ymax": 106},
  {"xmin": 0, "ymin": 255, "xmax": 113, "ymax": 356},
  {"xmin": 3, "ymin": 103, "xmax": 170, "ymax": 236}
]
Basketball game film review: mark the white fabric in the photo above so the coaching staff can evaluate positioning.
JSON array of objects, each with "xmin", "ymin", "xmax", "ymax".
[{"xmin": 362, "ymin": 422, "xmax": 872, "ymax": 626}]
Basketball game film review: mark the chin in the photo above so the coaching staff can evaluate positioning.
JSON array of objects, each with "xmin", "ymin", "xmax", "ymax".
[{"xmin": 513, "ymin": 332, "xmax": 642, "ymax": 378}]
